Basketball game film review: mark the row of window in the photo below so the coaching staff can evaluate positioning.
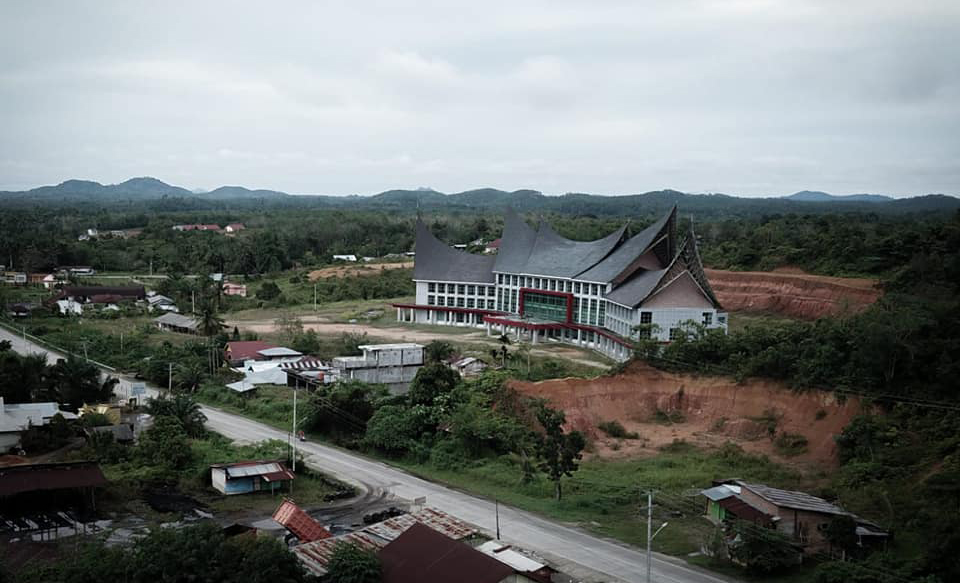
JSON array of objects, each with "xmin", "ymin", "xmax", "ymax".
[
  {"xmin": 427, "ymin": 295, "xmax": 496, "ymax": 309},
  {"xmin": 496, "ymin": 274, "xmax": 604, "ymax": 296},
  {"xmin": 427, "ymin": 282, "xmax": 495, "ymax": 296}
]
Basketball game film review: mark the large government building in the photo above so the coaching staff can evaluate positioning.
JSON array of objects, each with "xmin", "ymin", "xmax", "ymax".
[{"xmin": 392, "ymin": 207, "xmax": 727, "ymax": 361}]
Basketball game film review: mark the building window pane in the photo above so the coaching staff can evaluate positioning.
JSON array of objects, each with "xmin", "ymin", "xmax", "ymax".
[
  {"xmin": 457, "ymin": 284, "xmax": 465, "ymax": 294},
  {"xmin": 457, "ymin": 297, "xmax": 465, "ymax": 307},
  {"xmin": 437, "ymin": 296, "xmax": 445, "ymax": 306},
  {"xmin": 487, "ymin": 299, "xmax": 495, "ymax": 309},
  {"xmin": 427, "ymin": 295, "xmax": 435, "ymax": 305},
  {"xmin": 640, "ymin": 311, "xmax": 652, "ymax": 324},
  {"xmin": 702, "ymin": 312, "xmax": 713, "ymax": 325},
  {"xmin": 468, "ymin": 285, "xmax": 476, "ymax": 295},
  {"xmin": 428, "ymin": 282, "xmax": 435, "ymax": 293},
  {"xmin": 467, "ymin": 298, "xmax": 475, "ymax": 308}
]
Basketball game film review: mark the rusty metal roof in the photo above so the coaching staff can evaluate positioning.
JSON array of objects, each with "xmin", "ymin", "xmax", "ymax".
[
  {"xmin": 365, "ymin": 507, "xmax": 476, "ymax": 541},
  {"xmin": 380, "ymin": 523, "xmax": 513, "ymax": 583},
  {"xmin": 0, "ymin": 461, "xmax": 107, "ymax": 497},
  {"xmin": 292, "ymin": 507, "xmax": 477, "ymax": 577},
  {"xmin": 293, "ymin": 530, "xmax": 387, "ymax": 576},
  {"xmin": 273, "ymin": 499, "xmax": 331, "ymax": 543}
]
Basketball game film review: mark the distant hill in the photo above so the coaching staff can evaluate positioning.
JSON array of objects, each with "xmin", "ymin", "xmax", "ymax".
[
  {"xmin": 786, "ymin": 191, "xmax": 894, "ymax": 203},
  {"xmin": 203, "ymin": 186, "xmax": 287, "ymax": 200},
  {"xmin": 1, "ymin": 177, "xmax": 957, "ymax": 216},
  {"xmin": 0, "ymin": 177, "xmax": 193, "ymax": 201}
]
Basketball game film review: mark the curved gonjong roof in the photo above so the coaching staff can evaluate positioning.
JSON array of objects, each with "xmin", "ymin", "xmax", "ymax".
[
  {"xmin": 492, "ymin": 208, "xmax": 538, "ymax": 274},
  {"xmin": 575, "ymin": 207, "xmax": 676, "ymax": 283},
  {"xmin": 520, "ymin": 221, "xmax": 628, "ymax": 279},
  {"xmin": 493, "ymin": 210, "xmax": 628, "ymax": 279},
  {"xmin": 413, "ymin": 220, "xmax": 496, "ymax": 283}
]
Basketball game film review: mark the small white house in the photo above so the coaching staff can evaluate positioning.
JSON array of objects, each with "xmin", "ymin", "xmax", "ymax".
[
  {"xmin": 55, "ymin": 299, "xmax": 84, "ymax": 316},
  {"xmin": 332, "ymin": 254, "xmax": 358, "ymax": 262}
]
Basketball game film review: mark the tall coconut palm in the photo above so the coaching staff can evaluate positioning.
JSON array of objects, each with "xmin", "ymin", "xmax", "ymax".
[{"xmin": 197, "ymin": 303, "xmax": 225, "ymax": 337}]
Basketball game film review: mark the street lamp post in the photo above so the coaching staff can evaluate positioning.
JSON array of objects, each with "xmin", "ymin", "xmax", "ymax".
[{"xmin": 646, "ymin": 491, "xmax": 669, "ymax": 583}]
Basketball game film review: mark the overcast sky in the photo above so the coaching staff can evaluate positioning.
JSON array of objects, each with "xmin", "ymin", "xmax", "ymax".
[{"xmin": 1, "ymin": 1, "xmax": 958, "ymax": 197}]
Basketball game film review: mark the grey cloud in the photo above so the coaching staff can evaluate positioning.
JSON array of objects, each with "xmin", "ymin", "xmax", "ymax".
[{"xmin": 0, "ymin": 0, "xmax": 957, "ymax": 196}]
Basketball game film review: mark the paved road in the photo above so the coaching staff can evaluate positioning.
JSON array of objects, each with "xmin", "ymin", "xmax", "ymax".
[{"xmin": 1, "ymin": 326, "xmax": 737, "ymax": 583}]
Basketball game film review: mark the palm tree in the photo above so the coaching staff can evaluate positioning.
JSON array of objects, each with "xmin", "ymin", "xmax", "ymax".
[
  {"xmin": 198, "ymin": 303, "xmax": 225, "ymax": 337},
  {"xmin": 145, "ymin": 393, "xmax": 207, "ymax": 437},
  {"xmin": 174, "ymin": 361, "xmax": 206, "ymax": 393}
]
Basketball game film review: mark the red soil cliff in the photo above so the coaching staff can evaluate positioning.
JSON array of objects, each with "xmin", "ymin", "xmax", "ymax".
[
  {"xmin": 513, "ymin": 362, "xmax": 865, "ymax": 467},
  {"xmin": 705, "ymin": 268, "xmax": 882, "ymax": 319}
]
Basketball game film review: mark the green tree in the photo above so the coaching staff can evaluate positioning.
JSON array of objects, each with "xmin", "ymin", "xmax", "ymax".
[
  {"xmin": 257, "ymin": 281, "xmax": 282, "ymax": 301},
  {"xmin": 145, "ymin": 394, "xmax": 207, "ymax": 437},
  {"xmin": 424, "ymin": 340, "xmax": 455, "ymax": 363},
  {"xmin": 823, "ymin": 515, "xmax": 859, "ymax": 557},
  {"xmin": 533, "ymin": 404, "xmax": 586, "ymax": 501},
  {"xmin": 364, "ymin": 405, "xmax": 420, "ymax": 455},
  {"xmin": 137, "ymin": 415, "xmax": 193, "ymax": 469},
  {"xmin": 198, "ymin": 303, "xmax": 225, "ymax": 336},
  {"xmin": 46, "ymin": 355, "xmax": 117, "ymax": 410},
  {"xmin": 728, "ymin": 520, "xmax": 799, "ymax": 575},
  {"xmin": 407, "ymin": 362, "xmax": 459, "ymax": 406},
  {"xmin": 325, "ymin": 541, "xmax": 381, "ymax": 583}
]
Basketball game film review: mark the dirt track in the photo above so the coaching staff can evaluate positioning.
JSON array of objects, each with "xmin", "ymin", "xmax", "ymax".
[
  {"xmin": 309, "ymin": 262, "xmax": 413, "ymax": 280},
  {"xmin": 513, "ymin": 361, "xmax": 864, "ymax": 467},
  {"xmin": 705, "ymin": 268, "xmax": 881, "ymax": 319}
]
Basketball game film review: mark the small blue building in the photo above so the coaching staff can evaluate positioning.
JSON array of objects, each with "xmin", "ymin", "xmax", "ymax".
[{"xmin": 210, "ymin": 460, "xmax": 294, "ymax": 495}]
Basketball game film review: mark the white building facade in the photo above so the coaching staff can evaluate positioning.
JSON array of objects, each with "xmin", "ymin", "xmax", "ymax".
[{"xmin": 394, "ymin": 207, "xmax": 726, "ymax": 362}]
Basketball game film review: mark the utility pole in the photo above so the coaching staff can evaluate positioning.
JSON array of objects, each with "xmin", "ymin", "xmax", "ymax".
[
  {"xmin": 191, "ymin": 290, "xmax": 195, "ymax": 314},
  {"xmin": 313, "ymin": 283, "xmax": 317, "ymax": 312},
  {"xmin": 168, "ymin": 363, "xmax": 173, "ymax": 393},
  {"xmin": 120, "ymin": 332, "xmax": 124, "ymax": 354},
  {"xmin": 647, "ymin": 490, "xmax": 653, "ymax": 583},
  {"xmin": 495, "ymin": 499, "xmax": 501, "ymax": 540},
  {"xmin": 644, "ymin": 489, "xmax": 669, "ymax": 583},
  {"xmin": 291, "ymin": 385, "xmax": 298, "ymax": 472}
]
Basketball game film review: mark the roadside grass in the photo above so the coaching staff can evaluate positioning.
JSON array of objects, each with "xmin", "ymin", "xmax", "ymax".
[
  {"xmin": 227, "ymin": 296, "xmax": 413, "ymax": 324},
  {"xmin": 385, "ymin": 443, "xmax": 803, "ymax": 559},
  {"xmin": 726, "ymin": 311, "xmax": 798, "ymax": 333},
  {"xmin": 96, "ymin": 430, "xmax": 343, "ymax": 517}
]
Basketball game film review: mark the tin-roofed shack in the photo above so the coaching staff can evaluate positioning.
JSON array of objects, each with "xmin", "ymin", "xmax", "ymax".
[
  {"xmin": 0, "ymin": 461, "xmax": 108, "ymax": 541},
  {"xmin": 210, "ymin": 460, "xmax": 294, "ymax": 495}
]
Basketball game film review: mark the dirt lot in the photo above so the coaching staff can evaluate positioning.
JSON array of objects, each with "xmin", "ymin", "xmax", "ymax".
[
  {"xmin": 309, "ymin": 262, "xmax": 413, "ymax": 280},
  {"xmin": 512, "ymin": 361, "xmax": 864, "ymax": 468},
  {"xmin": 706, "ymin": 267, "xmax": 881, "ymax": 319},
  {"xmin": 226, "ymin": 318, "xmax": 610, "ymax": 370}
]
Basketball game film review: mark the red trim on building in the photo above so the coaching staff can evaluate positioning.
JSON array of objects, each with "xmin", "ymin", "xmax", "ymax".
[
  {"xmin": 518, "ymin": 287, "xmax": 574, "ymax": 323},
  {"xmin": 481, "ymin": 315, "xmax": 634, "ymax": 349}
]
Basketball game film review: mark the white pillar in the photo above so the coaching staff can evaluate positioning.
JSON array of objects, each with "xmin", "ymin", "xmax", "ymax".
[
  {"xmin": 486, "ymin": 322, "xmax": 491, "ymax": 336},
  {"xmin": 397, "ymin": 307, "xmax": 401, "ymax": 321},
  {"xmin": 531, "ymin": 330, "xmax": 538, "ymax": 345}
]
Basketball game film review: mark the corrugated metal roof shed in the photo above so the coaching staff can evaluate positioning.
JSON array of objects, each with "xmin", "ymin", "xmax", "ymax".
[
  {"xmin": 210, "ymin": 460, "xmax": 294, "ymax": 481},
  {"xmin": 739, "ymin": 482, "xmax": 849, "ymax": 516},
  {"xmin": 273, "ymin": 499, "xmax": 332, "ymax": 543},
  {"xmin": 379, "ymin": 523, "xmax": 513, "ymax": 583},
  {"xmin": 292, "ymin": 507, "xmax": 477, "ymax": 577},
  {"xmin": 0, "ymin": 462, "xmax": 107, "ymax": 497}
]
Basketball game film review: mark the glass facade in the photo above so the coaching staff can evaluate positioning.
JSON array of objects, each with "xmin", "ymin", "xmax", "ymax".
[{"xmin": 522, "ymin": 292, "xmax": 568, "ymax": 322}]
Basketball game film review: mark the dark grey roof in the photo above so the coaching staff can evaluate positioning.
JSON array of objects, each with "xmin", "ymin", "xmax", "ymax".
[
  {"xmin": 154, "ymin": 312, "xmax": 198, "ymax": 330},
  {"xmin": 492, "ymin": 208, "xmax": 538, "ymax": 274},
  {"xmin": 413, "ymin": 221, "xmax": 496, "ymax": 283},
  {"xmin": 576, "ymin": 208, "xmax": 674, "ymax": 282},
  {"xmin": 603, "ymin": 268, "xmax": 668, "ymax": 308},
  {"xmin": 517, "ymin": 221, "xmax": 626, "ymax": 278},
  {"xmin": 739, "ymin": 482, "xmax": 849, "ymax": 516}
]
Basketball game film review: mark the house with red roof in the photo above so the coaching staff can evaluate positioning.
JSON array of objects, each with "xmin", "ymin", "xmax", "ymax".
[{"xmin": 224, "ymin": 340, "xmax": 278, "ymax": 366}]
